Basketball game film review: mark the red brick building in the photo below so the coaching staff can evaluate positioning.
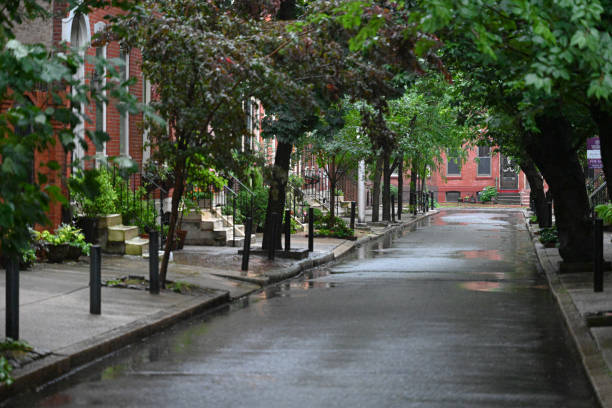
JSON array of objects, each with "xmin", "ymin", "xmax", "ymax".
[
  {"xmin": 13, "ymin": 4, "xmax": 148, "ymax": 228},
  {"xmin": 427, "ymin": 146, "xmax": 530, "ymax": 205}
]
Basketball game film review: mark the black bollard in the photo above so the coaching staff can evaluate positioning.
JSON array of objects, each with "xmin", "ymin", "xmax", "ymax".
[
  {"xmin": 594, "ymin": 218, "xmax": 604, "ymax": 292},
  {"xmin": 285, "ymin": 209, "xmax": 291, "ymax": 252},
  {"xmin": 430, "ymin": 192, "xmax": 434, "ymax": 211},
  {"xmin": 350, "ymin": 201, "xmax": 356, "ymax": 230},
  {"xmin": 391, "ymin": 195, "xmax": 396, "ymax": 222},
  {"xmin": 149, "ymin": 230, "xmax": 159, "ymax": 294},
  {"xmin": 6, "ymin": 256, "xmax": 19, "ymax": 340},
  {"xmin": 241, "ymin": 217, "xmax": 253, "ymax": 271},
  {"xmin": 308, "ymin": 208, "xmax": 314, "ymax": 252},
  {"xmin": 90, "ymin": 245, "xmax": 101, "ymax": 314},
  {"xmin": 413, "ymin": 193, "xmax": 417, "ymax": 216}
]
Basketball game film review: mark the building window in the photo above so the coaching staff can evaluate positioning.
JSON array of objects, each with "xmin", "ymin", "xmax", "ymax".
[
  {"xmin": 477, "ymin": 146, "xmax": 491, "ymax": 176},
  {"xmin": 447, "ymin": 152, "xmax": 461, "ymax": 176},
  {"xmin": 446, "ymin": 191, "xmax": 461, "ymax": 202},
  {"xmin": 119, "ymin": 46, "xmax": 130, "ymax": 157},
  {"xmin": 93, "ymin": 46, "xmax": 106, "ymax": 155}
]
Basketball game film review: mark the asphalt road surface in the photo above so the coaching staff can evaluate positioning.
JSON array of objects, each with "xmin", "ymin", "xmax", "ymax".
[{"xmin": 9, "ymin": 209, "xmax": 597, "ymax": 407}]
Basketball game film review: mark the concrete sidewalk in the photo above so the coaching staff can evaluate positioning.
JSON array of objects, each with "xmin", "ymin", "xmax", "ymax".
[
  {"xmin": 527, "ymin": 212, "xmax": 612, "ymax": 408},
  {"xmin": 0, "ymin": 210, "xmax": 436, "ymax": 399}
]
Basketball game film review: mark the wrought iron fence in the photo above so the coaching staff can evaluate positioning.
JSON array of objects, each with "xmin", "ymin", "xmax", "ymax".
[{"xmin": 105, "ymin": 161, "xmax": 170, "ymax": 248}]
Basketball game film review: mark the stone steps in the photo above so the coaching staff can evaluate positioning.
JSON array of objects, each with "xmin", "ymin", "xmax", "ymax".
[{"xmin": 497, "ymin": 193, "xmax": 521, "ymax": 205}]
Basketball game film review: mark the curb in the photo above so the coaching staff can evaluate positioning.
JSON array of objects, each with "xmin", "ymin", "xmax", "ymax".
[
  {"xmin": 525, "ymin": 211, "xmax": 611, "ymax": 408},
  {"xmin": 0, "ymin": 210, "xmax": 438, "ymax": 401},
  {"xmin": 266, "ymin": 210, "xmax": 438, "ymax": 283},
  {"xmin": 0, "ymin": 291, "xmax": 229, "ymax": 400}
]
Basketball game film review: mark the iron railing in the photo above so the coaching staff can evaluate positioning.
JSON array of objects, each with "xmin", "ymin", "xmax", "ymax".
[
  {"xmin": 286, "ymin": 183, "xmax": 307, "ymax": 223},
  {"xmin": 106, "ymin": 162, "xmax": 170, "ymax": 249},
  {"xmin": 302, "ymin": 168, "xmax": 330, "ymax": 213},
  {"xmin": 590, "ymin": 180, "xmax": 608, "ymax": 210}
]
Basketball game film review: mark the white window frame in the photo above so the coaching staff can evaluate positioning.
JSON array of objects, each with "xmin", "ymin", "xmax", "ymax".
[
  {"xmin": 477, "ymin": 146, "xmax": 491, "ymax": 176},
  {"xmin": 119, "ymin": 47, "xmax": 130, "ymax": 157}
]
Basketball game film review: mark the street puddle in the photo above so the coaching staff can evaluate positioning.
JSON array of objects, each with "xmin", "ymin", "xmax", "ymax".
[
  {"xmin": 459, "ymin": 249, "xmax": 503, "ymax": 261},
  {"xmin": 459, "ymin": 281, "xmax": 548, "ymax": 293}
]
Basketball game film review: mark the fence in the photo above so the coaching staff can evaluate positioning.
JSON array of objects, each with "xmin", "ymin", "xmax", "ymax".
[
  {"xmin": 106, "ymin": 162, "xmax": 170, "ymax": 247},
  {"xmin": 589, "ymin": 180, "xmax": 608, "ymax": 210}
]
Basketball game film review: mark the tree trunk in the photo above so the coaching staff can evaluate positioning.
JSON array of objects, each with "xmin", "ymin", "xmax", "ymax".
[
  {"xmin": 382, "ymin": 151, "xmax": 391, "ymax": 221},
  {"xmin": 523, "ymin": 114, "xmax": 593, "ymax": 263},
  {"xmin": 590, "ymin": 103, "xmax": 612, "ymax": 202},
  {"xmin": 397, "ymin": 159, "xmax": 403, "ymax": 219},
  {"xmin": 519, "ymin": 156, "xmax": 546, "ymax": 223},
  {"xmin": 160, "ymin": 157, "xmax": 186, "ymax": 287},
  {"xmin": 410, "ymin": 161, "xmax": 418, "ymax": 211},
  {"xmin": 262, "ymin": 140, "xmax": 292, "ymax": 250},
  {"xmin": 371, "ymin": 157, "xmax": 382, "ymax": 222}
]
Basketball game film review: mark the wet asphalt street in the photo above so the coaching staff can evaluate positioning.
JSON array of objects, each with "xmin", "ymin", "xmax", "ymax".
[{"xmin": 9, "ymin": 209, "xmax": 597, "ymax": 407}]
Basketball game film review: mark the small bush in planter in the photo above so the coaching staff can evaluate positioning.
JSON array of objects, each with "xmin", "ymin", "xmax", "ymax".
[
  {"xmin": 35, "ymin": 225, "xmax": 91, "ymax": 262},
  {"xmin": 539, "ymin": 226, "xmax": 559, "ymax": 247},
  {"xmin": 480, "ymin": 186, "xmax": 498, "ymax": 203},
  {"xmin": 70, "ymin": 168, "xmax": 118, "ymax": 243},
  {"xmin": 314, "ymin": 214, "xmax": 354, "ymax": 239},
  {"xmin": 595, "ymin": 204, "xmax": 612, "ymax": 225}
]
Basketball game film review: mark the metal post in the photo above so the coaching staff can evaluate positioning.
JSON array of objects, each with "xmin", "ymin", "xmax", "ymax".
[
  {"xmin": 350, "ymin": 201, "xmax": 356, "ymax": 230},
  {"xmin": 308, "ymin": 207, "xmax": 314, "ymax": 252},
  {"xmin": 232, "ymin": 195, "xmax": 236, "ymax": 247},
  {"xmin": 430, "ymin": 192, "xmax": 434, "ymax": 211},
  {"xmin": 412, "ymin": 192, "xmax": 417, "ymax": 216},
  {"xmin": 241, "ymin": 217, "xmax": 253, "ymax": 271},
  {"xmin": 149, "ymin": 230, "xmax": 159, "ymax": 294},
  {"xmin": 391, "ymin": 195, "xmax": 396, "ymax": 223},
  {"xmin": 284, "ymin": 209, "xmax": 291, "ymax": 252},
  {"xmin": 594, "ymin": 218, "xmax": 604, "ymax": 292},
  {"xmin": 547, "ymin": 201, "xmax": 553, "ymax": 228},
  {"xmin": 90, "ymin": 245, "xmax": 101, "ymax": 314},
  {"xmin": 6, "ymin": 257, "xmax": 19, "ymax": 340}
]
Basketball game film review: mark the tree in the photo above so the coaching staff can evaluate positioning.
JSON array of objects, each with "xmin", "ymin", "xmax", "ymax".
[
  {"xmin": 386, "ymin": 76, "xmax": 470, "ymax": 214},
  {"xmin": 120, "ymin": 0, "xmax": 280, "ymax": 284},
  {"xmin": 407, "ymin": 0, "xmax": 612, "ymax": 263},
  {"xmin": 259, "ymin": 0, "xmax": 426, "ymax": 245},
  {"xmin": 302, "ymin": 101, "xmax": 370, "ymax": 224},
  {"xmin": 0, "ymin": 0, "xmax": 139, "ymax": 264}
]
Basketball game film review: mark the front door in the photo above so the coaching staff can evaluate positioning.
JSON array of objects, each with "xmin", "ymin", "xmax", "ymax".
[{"xmin": 500, "ymin": 155, "xmax": 519, "ymax": 190}]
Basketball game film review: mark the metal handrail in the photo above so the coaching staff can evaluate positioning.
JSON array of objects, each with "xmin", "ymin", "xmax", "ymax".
[{"xmin": 589, "ymin": 180, "xmax": 608, "ymax": 209}]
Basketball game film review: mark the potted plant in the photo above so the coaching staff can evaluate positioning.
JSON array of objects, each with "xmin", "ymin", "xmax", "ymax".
[
  {"xmin": 539, "ymin": 225, "xmax": 559, "ymax": 248},
  {"xmin": 35, "ymin": 225, "xmax": 91, "ymax": 263},
  {"xmin": 479, "ymin": 186, "xmax": 498, "ymax": 204},
  {"xmin": 70, "ymin": 168, "xmax": 118, "ymax": 243},
  {"xmin": 335, "ymin": 189, "xmax": 344, "ymax": 202}
]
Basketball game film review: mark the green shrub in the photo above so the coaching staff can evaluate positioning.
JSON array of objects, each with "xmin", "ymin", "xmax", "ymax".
[
  {"xmin": 236, "ymin": 185, "xmax": 268, "ymax": 231},
  {"xmin": 595, "ymin": 203, "xmax": 612, "ymax": 224},
  {"xmin": 480, "ymin": 186, "xmax": 498, "ymax": 203},
  {"xmin": 70, "ymin": 168, "xmax": 117, "ymax": 217},
  {"xmin": 0, "ymin": 357, "xmax": 13, "ymax": 385},
  {"xmin": 314, "ymin": 214, "xmax": 354, "ymax": 238},
  {"xmin": 539, "ymin": 226, "xmax": 558, "ymax": 245},
  {"xmin": 35, "ymin": 224, "xmax": 91, "ymax": 255}
]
